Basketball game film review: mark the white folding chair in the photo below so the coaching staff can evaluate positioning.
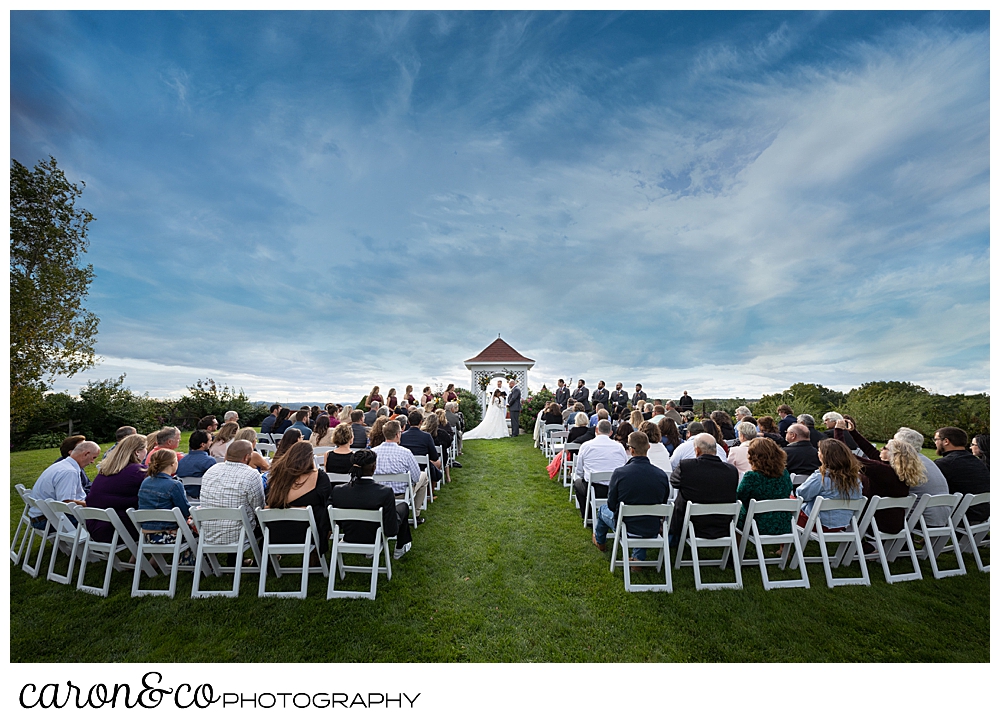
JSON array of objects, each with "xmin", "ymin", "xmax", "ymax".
[
  {"xmin": 10, "ymin": 484, "xmax": 34, "ymax": 565},
  {"xmin": 736, "ymin": 498, "xmax": 809, "ymax": 590},
  {"xmin": 257, "ymin": 432, "xmax": 274, "ymax": 446},
  {"xmin": 674, "ymin": 501, "xmax": 743, "ymax": 591},
  {"xmin": 328, "ymin": 473, "xmax": 351, "ymax": 485},
  {"xmin": 271, "ymin": 433, "xmax": 284, "ymax": 443},
  {"xmin": 411, "ymin": 455, "xmax": 433, "ymax": 506},
  {"xmin": 190, "ymin": 507, "xmax": 263, "ymax": 598},
  {"xmin": 374, "ymin": 473, "xmax": 418, "ymax": 527},
  {"xmin": 18, "ymin": 491, "xmax": 57, "ymax": 578},
  {"xmin": 543, "ymin": 425, "xmax": 565, "ymax": 458},
  {"xmin": 71, "ymin": 505, "xmax": 153, "ymax": 596},
  {"xmin": 258, "ymin": 443, "xmax": 277, "ymax": 459},
  {"xmin": 609, "ymin": 503, "xmax": 674, "ymax": 592},
  {"xmin": 127, "ymin": 507, "xmax": 200, "ymax": 598},
  {"xmin": 327, "ymin": 507, "xmax": 393, "ymax": 600},
  {"xmin": 179, "ymin": 476, "xmax": 203, "ymax": 506},
  {"xmin": 43, "ymin": 499, "xmax": 88, "ymax": 585},
  {"xmin": 562, "ymin": 443, "xmax": 581, "ymax": 496},
  {"xmin": 857, "ymin": 496, "xmax": 922, "ymax": 584},
  {"xmin": 435, "ymin": 446, "xmax": 444, "ymax": 489},
  {"xmin": 790, "ymin": 473, "xmax": 811, "ymax": 488},
  {"xmin": 255, "ymin": 506, "xmax": 329, "ymax": 599},
  {"xmin": 791, "ymin": 496, "xmax": 870, "ymax": 588},
  {"xmin": 583, "ymin": 470, "xmax": 613, "ymax": 528},
  {"xmin": 313, "ymin": 447, "xmax": 335, "ymax": 469},
  {"xmin": 905, "ymin": 493, "xmax": 966, "ymax": 579},
  {"xmin": 951, "ymin": 492, "xmax": 990, "ymax": 572}
]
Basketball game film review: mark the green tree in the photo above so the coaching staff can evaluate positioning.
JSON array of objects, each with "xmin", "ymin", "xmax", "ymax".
[{"xmin": 10, "ymin": 157, "xmax": 99, "ymax": 428}]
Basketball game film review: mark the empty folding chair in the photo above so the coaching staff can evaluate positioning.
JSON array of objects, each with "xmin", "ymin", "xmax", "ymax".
[
  {"xmin": 327, "ymin": 506, "xmax": 393, "ymax": 600},
  {"xmin": 127, "ymin": 507, "xmax": 200, "ymax": 598},
  {"xmin": 374, "ymin": 473, "xmax": 418, "ymax": 527},
  {"xmin": 10, "ymin": 484, "xmax": 33, "ymax": 565},
  {"xmin": 952, "ymin": 492, "xmax": 990, "ymax": 573},
  {"xmin": 856, "ymin": 495, "xmax": 922, "ymax": 584},
  {"xmin": 674, "ymin": 501, "xmax": 744, "ymax": 590},
  {"xmin": 583, "ymin": 470, "xmax": 613, "ymax": 528},
  {"xmin": 609, "ymin": 503, "xmax": 674, "ymax": 592},
  {"xmin": 562, "ymin": 442, "xmax": 581, "ymax": 495},
  {"xmin": 412, "ymin": 455, "xmax": 433, "ymax": 507},
  {"xmin": 791, "ymin": 496, "xmax": 870, "ymax": 588},
  {"xmin": 72, "ymin": 506, "xmax": 153, "ymax": 597},
  {"xmin": 43, "ymin": 499, "xmax": 89, "ymax": 585},
  {"xmin": 255, "ymin": 506, "xmax": 329, "ymax": 599},
  {"xmin": 328, "ymin": 473, "xmax": 351, "ymax": 485},
  {"xmin": 190, "ymin": 507, "xmax": 263, "ymax": 598},
  {"xmin": 18, "ymin": 491, "xmax": 56, "ymax": 578},
  {"xmin": 543, "ymin": 425, "xmax": 565, "ymax": 458},
  {"xmin": 906, "ymin": 493, "xmax": 966, "ymax": 579},
  {"xmin": 790, "ymin": 473, "xmax": 811, "ymax": 489},
  {"xmin": 736, "ymin": 498, "xmax": 809, "ymax": 590}
]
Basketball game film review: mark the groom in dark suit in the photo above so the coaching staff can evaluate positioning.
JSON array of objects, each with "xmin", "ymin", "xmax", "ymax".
[{"xmin": 507, "ymin": 380, "xmax": 522, "ymax": 437}]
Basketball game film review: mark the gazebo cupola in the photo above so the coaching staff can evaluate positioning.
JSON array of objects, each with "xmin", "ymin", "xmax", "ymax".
[{"xmin": 464, "ymin": 336, "xmax": 535, "ymax": 413}]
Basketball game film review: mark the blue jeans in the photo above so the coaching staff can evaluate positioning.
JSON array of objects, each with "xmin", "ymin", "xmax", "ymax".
[{"xmin": 594, "ymin": 504, "xmax": 646, "ymax": 561}]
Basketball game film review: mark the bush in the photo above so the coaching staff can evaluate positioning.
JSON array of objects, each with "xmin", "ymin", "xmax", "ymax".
[
  {"xmin": 838, "ymin": 391, "xmax": 928, "ymax": 444},
  {"xmin": 457, "ymin": 388, "xmax": 482, "ymax": 429},
  {"xmin": 520, "ymin": 387, "xmax": 555, "ymax": 431},
  {"xmin": 19, "ymin": 432, "xmax": 66, "ymax": 451},
  {"xmin": 172, "ymin": 379, "xmax": 268, "ymax": 429},
  {"xmin": 753, "ymin": 383, "xmax": 847, "ymax": 421}
]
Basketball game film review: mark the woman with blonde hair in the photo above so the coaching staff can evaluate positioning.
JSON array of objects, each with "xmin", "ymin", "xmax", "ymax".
[
  {"xmin": 209, "ymin": 421, "xmax": 240, "ymax": 462},
  {"xmin": 629, "ymin": 409, "xmax": 645, "ymax": 431},
  {"xmin": 325, "ymin": 422, "xmax": 356, "ymax": 475},
  {"xmin": 235, "ymin": 427, "xmax": 271, "ymax": 473},
  {"xmin": 145, "ymin": 431, "xmax": 159, "ymax": 453},
  {"xmin": 338, "ymin": 405, "xmax": 353, "ymax": 424},
  {"xmin": 795, "ymin": 438, "xmax": 863, "ymax": 531},
  {"xmin": 87, "ymin": 434, "xmax": 148, "ymax": 542}
]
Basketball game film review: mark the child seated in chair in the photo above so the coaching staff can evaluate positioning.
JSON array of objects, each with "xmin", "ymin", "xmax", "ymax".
[{"xmin": 137, "ymin": 449, "xmax": 194, "ymax": 564}]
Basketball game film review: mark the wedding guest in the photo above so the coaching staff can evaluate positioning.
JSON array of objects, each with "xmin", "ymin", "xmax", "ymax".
[
  {"xmin": 175, "ymin": 430, "xmax": 217, "ymax": 499},
  {"xmin": 264, "ymin": 441, "xmax": 333, "ymax": 557},
  {"xmin": 330, "ymin": 449, "xmax": 412, "ymax": 560},
  {"xmin": 373, "ymin": 420, "xmax": 428, "ymax": 522},
  {"xmin": 287, "ymin": 410, "xmax": 312, "ymax": 441},
  {"xmin": 573, "ymin": 420, "xmax": 628, "ymax": 515},
  {"xmin": 145, "ymin": 427, "xmax": 184, "ymax": 465},
  {"xmin": 784, "ymin": 424, "xmax": 820, "ymax": 475},
  {"xmin": 137, "ymin": 449, "xmax": 192, "ymax": 563},
  {"xmin": 934, "ymin": 426, "xmax": 990, "ymax": 524},
  {"xmin": 197, "ymin": 415, "xmax": 219, "ymax": 435},
  {"xmin": 795, "ymin": 439, "xmax": 863, "ymax": 531},
  {"xmin": 543, "ymin": 402, "xmax": 564, "ymax": 426},
  {"xmin": 402, "ymin": 410, "xmax": 442, "ymax": 485},
  {"xmin": 567, "ymin": 413, "xmax": 593, "ymax": 444},
  {"xmin": 260, "ymin": 404, "xmax": 282, "ymax": 435},
  {"xmin": 757, "ymin": 416, "xmax": 786, "ymax": 446},
  {"xmin": 702, "ymin": 419, "xmax": 729, "ymax": 455},
  {"xmin": 629, "ymin": 409, "xmax": 645, "ymax": 431},
  {"xmin": 324, "ymin": 421, "xmax": 357, "ymax": 477},
  {"xmin": 209, "ymin": 421, "xmax": 239, "ymax": 462},
  {"xmin": 272, "ymin": 429, "xmax": 302, "ymax": 462},
  {"xmin": 971, "ymin": 434, "xmax": 990, "ymax": 469},
  {"xmin": 640, "ymin": 421, "xmax": 672, "ymax": 475},
  {"xmin": 658, "ymin": 417, "xmax": 682, "ymax": 455},
  {"xmin": 235, "ymin": 427, "xmax": 271, "ymax": 473},
  {"xmin": 367, "ymin": 386, "xmax": 383, "ymax": 409},
  {"xmin": 101, "ymin": 426, "xmax": 137, "ymax": 461},
  {"xmin": 725, "ymin": 422, "xmax": 757, "ymax": 479},
  {"xmin": 273, "ymin": 408, "xmax": 294, "ymax": 435},
  {"xmin": 613, "ymin": 421, "xmax": 634, "ymax": 449},
  {"xmin": 711, "ymin": 411, "xmax": 736, "ymax": 441},
  {"xmin": 668, "ymin": 434, "xmax": 739, "ymax": 543},
  {"xmin": 423, "ymin": 412, "xmax": 453, "ymax": 484},
  {"xmin": 86, "ymin": 434, "xmax": 148, "ymax": 542},
  {"xmin": 777, "ymin": 405, "xmax": 797, "ymax": 435},
  {"xmin": 564, "ymin": 402, "xmax": 584, "ymax": 424},
  {"xmin": 736, "ymin": 438, "xmax": 793, "ymax": 534},
  {"xmin": 309, "ymin": 415, "xmax": 335, "ymax": 448},
  {"xmin": 348, "ymin": 410, "xmax": 368, "ymax": 449},
  {"xmin": 364, "ymin": 401, "xmax": 380, "ymax": 426},
  {"xmin": 337, "ymin": 405, "xmax": 353, "ymax": 424}
]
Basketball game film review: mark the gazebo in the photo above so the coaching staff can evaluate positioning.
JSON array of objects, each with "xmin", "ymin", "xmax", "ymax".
[{"xmin": 464, "ymin": 336, "xmax": 535, "ymax": 414}]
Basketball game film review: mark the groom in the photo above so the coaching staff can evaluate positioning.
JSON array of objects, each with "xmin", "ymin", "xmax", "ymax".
[{"xmin": 507, "ymin": 379, "xmax": 522, "ymax": 437}]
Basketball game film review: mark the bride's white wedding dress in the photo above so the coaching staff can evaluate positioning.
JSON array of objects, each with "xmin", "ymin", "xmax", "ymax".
[{"xmin": 463, "ymin": 395, "xmax": 510, "ymax": 440}]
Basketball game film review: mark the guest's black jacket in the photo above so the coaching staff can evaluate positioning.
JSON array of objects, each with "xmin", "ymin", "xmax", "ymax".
[
  {"xmin": 329, "ymin": 478, "xmax": 400, "ymax": 544},
  {"xmin": 669, "ymin": 454, "xmax": 739, "ymax": 540},
  {"xmin": 606, "ymin": 456, "xmax": 671, "ymax": 539},
  {"xmin": 936, "ymin": 450, "xmax": 990, "ymax": 524},
  {"xmin": 567, "ymin": 427, "xmax": 595, "ymax": 445},
  {"xmin": 785, "ymin": 440, "xmax": 820, "ymax": 476}
]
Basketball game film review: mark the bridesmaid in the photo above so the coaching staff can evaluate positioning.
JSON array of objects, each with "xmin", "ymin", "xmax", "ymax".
[
  {"xmin": 404, "ymin": 385, "xmax": 417, "ymax": 406},
  {"xmin": 420, "ymin": 386, "xmax": 434, "ymax": 406},
  {"xmin": 367, "ymin": 386, "xmax": 383, "ymax": 409},
  {"xmin": 444, "ymin": 383, "xmax": 459, "ymax": 403},
  {"xmin": 386, "ymin": 387, "xmax": 398, "ymax": 409}
]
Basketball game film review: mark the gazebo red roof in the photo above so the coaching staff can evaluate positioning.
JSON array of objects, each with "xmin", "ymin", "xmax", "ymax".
[{"xmin": 464, "ymin": 337, "xmax": 535, "ymax": 364}]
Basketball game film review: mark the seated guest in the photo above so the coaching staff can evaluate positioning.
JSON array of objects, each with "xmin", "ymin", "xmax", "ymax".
[
  {"xmin": 658, "ymin": 417, "xmax": 682, "ymax": 455},
  {"xmin": 86, "ymin": 434, "xmax": 147, "ymax": 542},
  {"xmin": 795, "ymin": 439, "xmax": 863, "ymax": 531},
  {"xmin": 272, "ymin": 429, "xmax": 302, "ymax": 463},
  {"xmin": 542, "ymin": 402, "xmax": 563, "ymax": 426},
  {"xmin": 726, "ymin": 422, "xmax": 758, "ymax": 479},
  {"xmin": 272, "ymin": 408, "xmax": 294, "ymax": 435},
  {"xmin": 310, "ymin": 415, "xmax": 336, "ymax": 448},
  {"xmin": 208, "ymin": 421, "xmax": 239, "ymax": 462},
  {"xmin": 757, "ymin": 416, "xmax": 786, "ymax": 446},
  {"xmin": 326, "ymin": 422, "xmax": 358, "ymax": 477},
  {"xmin": 637, "ymin": 421, "xmax": 671, "ymax": 475},
  {"xmin": 145, "ymin": 427, "xmax": 184, "ymax": 465},
  {"xmin": 592, "ymin": 431, "xmax": 670, "ymax": 559},
  {"xmin": 364, "ymin": 401, "xmax": 381, "ymax": 426},
  {"xmin": 373, "ymin": 420, "xmax": 428, "ymax": 523},
  {"xmin": 260, "ymin": 404, "xmax": 282, "ymax": 435},
  {"xmin": 733, "ymin": 406, "xmax": 753, "ymax": 424},
  {"xmin": 289, "ymin": 410, "xmax": 312, "ymax": 441},
  {"xmin": 401, "ymin": 410, "xmax": 442, "ymax": 485},
  {"xmin": 563, "ymin": 401, "xmax": 584, "ymax": 425},
  {"xmin": 736, "ymin": 438, "xmax": 793, "ymax": 534},
  {"xmin": 777, "ymin": 405, "xmax": 797, "ymax": 435},
  {"xmin": 197, "ymin": 415, "xmax": 219, "ymax": 435},
  {"xmin": 648, "ymin": 405, "xmax": 667, "ymax": 425},
  {"xmin": 29, "ymin": 441, "xmax": 100, "ymax": 526},
  {"xmin": 711, "ymin": 411, "xmax": 736, "ymax": 441},
  {"xmin": 971, "ymin": 434, "xmax": 989, "ymax": 469},
  {"xmin": 101, "ymin": 425, "xmax": 138, "ymax": 461},
  {"xmin": 934, "ymin": 426, "xmax": 990, "ymax": 524},
  {"xmin": 784, "ymin": 424, "xmax": 821, "ymax": 475},
  {"xmin": 642, "ymin": 403, "xmax": 654, "ymax": 421},
  {"xmin": 796, "ymin": 414, "xmax": 824, "ymax": 447},
  {"xmin": 629, "ymin": 409, "xmax": 646, "ymax": 431},
  {"xmin": 330, "ymin": 449, "xmax": 413, "ymax": 560},
  {"xmin": 868, "ymin": 429, "xmax": 947, "ymax": 527},
  {"xmin": 424, "ymin": 412, "xmax": 453, "ymax": 484},
  {"xmin": 338, "ymin": 405, "xmax": 354, "ymax": 425},
  {"xmin": 223, "ymin": 410, "xmax": 240, "ymax": 426},
  {"xmin": 176, "ymin": 430, "xmax": 217, "ymax": 498},
  {"xmin": 263, "ymin": 441, "xmax": 333, "ymax": 557},
  {"xmin": 350, "ymin": 410, "xmax": 369, "ymax": 449},
  {"xmin": 663, "ymin": 401, "xmax": 683, "ymax": 424},
  {"xmin": 137, "ymin": 449, "xmax": 193, "ymax": 563},
  {"xmin": 572, "ymin": 420, "xmax": 628, "ymax": 515},
  {"xmin": 199, "ymin": 440, "xmax": 265, "ymax": 546},
  {"xmin": 367, "ymin": 386, "xmax": 383, "ymax": 409},
  {"xmin": 702, "ymin": 419, "xmax": 729, "ymax": 455},
  {"xmin": 445, "ymin": 401, "xmax": 465, "ymax": 458},
  {"xmin": 669, "ymin": 433, "xmax": 740, "ymax": 543},
  {"xmin": 368, "ymin": 416, "xmax": 389, "ymax": 450},
  {"xmin": 669, "ymin": 422, "xmax": 729, "ymax": 464},
  {"xmin": 56, "ymin": 434, "xmax": 91, "ymax": 492},
  {"xmin": 235, "ymin": 427, "xmax": 271, "ymax": 474},
  {"xmin": 850, "ymin": 437, "xmax": 924, "ymax": 534},
  {"xmin": 612, "ymin": 421, "xmax": 634, "ymax": 449},
  {"xmin": 589, "ymin": 403, "xmax": 608, "ymax": 427},
  {"xmin": 567, "ymin": 412, "xmax": 596, "ymax": 445}
]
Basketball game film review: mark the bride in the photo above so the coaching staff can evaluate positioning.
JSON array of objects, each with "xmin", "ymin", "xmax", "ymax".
[{"xmin": 463, "ymin": 383, "xmax": 510, "ymax": 440}]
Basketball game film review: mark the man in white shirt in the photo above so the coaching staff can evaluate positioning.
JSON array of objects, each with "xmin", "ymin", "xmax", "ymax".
[
  {"xmin": 572, "ymin": 420, "xmax": 628, "ymax": 516},
  {"xmin": 28, "ymin": 441, "xmax": 101, "ymax": 525},
  {"xmin": 670, "ymin": 421, "xmax": 730, "ymax": 466}
]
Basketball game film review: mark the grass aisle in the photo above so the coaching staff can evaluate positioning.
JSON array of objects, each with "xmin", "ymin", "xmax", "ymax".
[{"xmin": 9, "ymin": 435, "xmax": 989, "ymax": 662}]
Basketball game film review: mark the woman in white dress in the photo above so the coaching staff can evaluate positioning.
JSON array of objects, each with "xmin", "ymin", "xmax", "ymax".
[{"xmin": 464, "ymin": 387, "xmax": 510, "ymax": 440}]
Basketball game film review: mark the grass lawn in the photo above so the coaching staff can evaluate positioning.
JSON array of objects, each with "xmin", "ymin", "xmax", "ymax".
[{"xmin": 9, "ymin": 434, "xmax": 988, "ymax": 662}]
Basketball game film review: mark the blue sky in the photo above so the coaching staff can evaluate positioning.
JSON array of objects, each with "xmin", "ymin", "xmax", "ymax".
[{"xmin": 11, "ymin": 10, "xmax": 990, "ymax": 401}]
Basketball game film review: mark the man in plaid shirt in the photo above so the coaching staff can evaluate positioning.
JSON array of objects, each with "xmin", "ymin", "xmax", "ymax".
[
  {"xmin": 372, "ymin": 420, "xmax": 427, "ymax": 524},
  {"xmin": 198, "ymin": 439, "xmax": 265, "ymax": 544}
]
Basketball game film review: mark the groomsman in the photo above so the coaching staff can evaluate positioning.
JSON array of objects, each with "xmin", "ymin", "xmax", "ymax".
[
  {"xmin": 592, "ymin": 381, "xmax": 610, "ymax": 412},
  {"xmin": 555, "ymin": 379, "xmax": 570, "ymax": 409},
  {"xmin": 631, "ymin": 383, "xmax": 647, "ymax": 409},
  {"xmin": 610, "ymin": 383, "xmax": 629, "ymax": 418},
  {"xmin": 572, "ymin": 379, "xmax": 592, "ymax": 414}
]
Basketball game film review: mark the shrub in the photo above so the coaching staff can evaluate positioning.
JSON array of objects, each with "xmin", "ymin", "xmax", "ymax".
[
  {"xmin": 520, "ymin": 388, "xmax": 555, "ymax": 431},
  {"xmin": 457, "ymin": 387, "xmax": 482, "ymax": 429},
  {"xmin": 173, "ymin": 378, "xmax": 268, "ymax": 429}
]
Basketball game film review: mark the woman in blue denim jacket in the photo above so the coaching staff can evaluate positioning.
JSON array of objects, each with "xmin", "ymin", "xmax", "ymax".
[
  {"xmin": 137, "ymin": 449, "xmax": 190, "ymax": 532},
  {"xmin": 795, "ymin": 438, "xmax": 863, "ymax": 531}
]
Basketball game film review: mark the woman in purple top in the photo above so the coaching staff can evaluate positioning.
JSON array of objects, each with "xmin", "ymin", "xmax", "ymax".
[{"xmin": 85, "ymin": 433, "xmax": 148, "ymax": 542}]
